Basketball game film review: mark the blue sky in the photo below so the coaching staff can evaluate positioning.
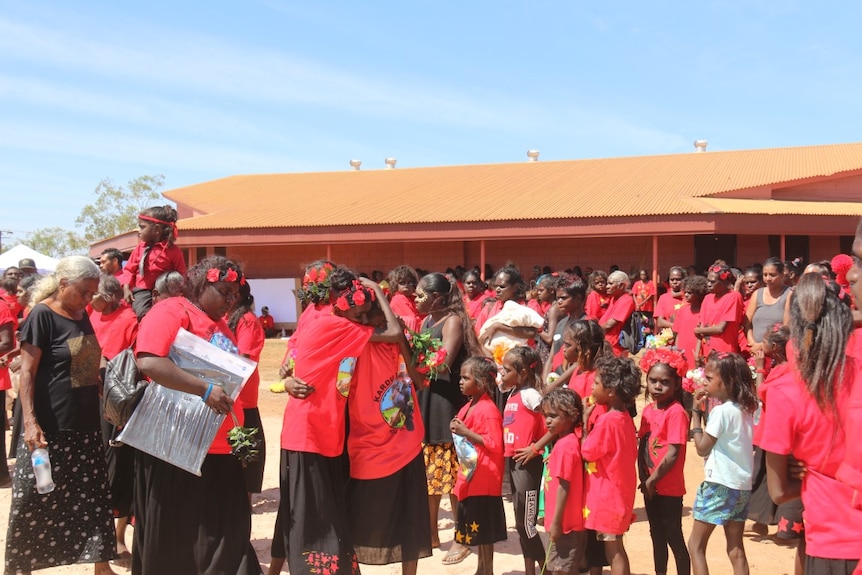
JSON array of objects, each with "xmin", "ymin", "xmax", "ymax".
[{"xmin": 2, "ymin": 1, "xmax": 861, "ymax": 239}]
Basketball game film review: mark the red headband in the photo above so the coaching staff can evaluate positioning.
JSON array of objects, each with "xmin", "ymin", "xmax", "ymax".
[
  {"xmin": 206, "ymin": 267, "xmax": 246, "ymax": 285},
  {"xmin": 139, "ymin": 214, "xmax": 178, "ymax": 239},
  {"xmin": 639, "ymin": 347, "xmax": 688, "ymax": 377}
]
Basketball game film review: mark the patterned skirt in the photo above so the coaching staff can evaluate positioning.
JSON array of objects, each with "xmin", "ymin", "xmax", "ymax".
[
  {"xmin": 5, "ymin": 429, "xmax": 116, "ymax": 573},
  {"xmin": 693, "ymin": 480, "xmax": 751, "ymax": 525},
  {"xmin": 422, "ymin": 443, "xmax": 457, "ymax": 495}
]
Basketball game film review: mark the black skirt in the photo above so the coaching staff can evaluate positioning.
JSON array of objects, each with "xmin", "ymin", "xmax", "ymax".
[
  {"xmin": 5, "ymin": 430, "xmax": 116, "ymax": 573},
  {"xmin": 241, "ymin": 407, "xmax": 266, "ymax": 494},
  {"xmin": 131, "ymin": 450, "xmax": 261, "ymax": 575},
  {"xmin": 279, "ymin": 450, "xmax": 358, "ymax": 575},
  {"xmin": 348, "ymin": 452, "xmax": 433, "ymax": 564},
  {"xmin": 454, "ymin": 495, "xmax": 508, "ymax": 546},
  {"xmin": 417, "ymin": 376, "xmax": 465, "ymax": 444}
]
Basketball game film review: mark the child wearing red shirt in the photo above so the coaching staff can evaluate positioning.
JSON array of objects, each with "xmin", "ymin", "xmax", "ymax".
[
  {"xmin": 541, "ymin": 387, "xmax": 587, "ymax": 575},
  {"xmin": 120, "ymin": 205, "xmax": 186, "ymax": 320},
  {"xmin": 500, "ymin": 346, "xmax": 546, "ymax": 575},
  {"xmin": 582, "ymin": 356, "xmax": 641, "ymax": 575},
  {"xmin": 638, "ymin": 348, "xmax": 691, "ymax": 575},
  {"xmin": 451, "ymin": 357, "xmax": 506, "ymax": 575}
]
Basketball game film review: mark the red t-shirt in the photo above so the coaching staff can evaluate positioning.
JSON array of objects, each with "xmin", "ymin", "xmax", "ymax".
[
  {"xmin": 0, "ymin": 303, "xmax": 13, "ymax": 391},
  {"xmin": 259, "ymin": 314, "xmax": 274, "ymax": 331},
  {"xmin": 655, "ymin": 292, "xmax": 685, "ymax": 326},
  {"xmin": 567, "ymin": 369, "xmax": 596, "ymax": 403},
  {"xmin": 632, "ymin": 280, "xmax": 656, "ymax": 313},
  {"xmin": 673, "ymin": 305, "xmax": 701, "ymax": 371},
  {"xmin": 89, "ymin": 303, "xmax": 138, "ymax": 361},
  {"xmin": 502, "ymin": 388, "xmax": 544, "ymax": 457},
  {"xmin": 136, "ymin": 297, "xmax": 241, "ymax": 455},
  {"xmin": 752, "ymin": 361, "xmax": 791, "ymax": 447},
  {"xmin": 585, "ymin": 291, "xmax": 609, "ymax": 321},
  {"xmin": 545, "ymin": 431, "xmax": 586, "ymax": 533},
  {"xmin": 389, "ymin": 292, "xmax": 423, "ymax": 332},
  {"xmin": 280, "ymin": 312, "xmax": 373, "ymax": 457},
  {"xmin": 582, "ymin": 409, "xmax": 637, "ymax": 535},
  {"xmin": 281, "ymin": 303, "xmax": 330, "ymax": 365},
  {"xmin": 1, "ymin": 292, "xmax": 22, "ymax": 320},
  {"xmin": 120, "ymin": 241, "xmax": 187, "ymax": 290},
  {"xmin": 759, "ymin": 358, "xmax": 862, "ymax": 560},
  {"xmin": 699, "ymin": 291, "xmax": 743, "ymax": 354},
  {"xmin": 638, "ymin": 401, "xmax": 688, "ymax": 497},
  {"xmin": 600, "ymin": 294, "xmax": 635, "ymax": 356},
  {"xmin": 838, "ymin": 329, "xmax": 862, "ymax": 508},
  {"xmin": 474, "ymin": 299, "xmax": 504, "ymax": 336},
  {"xmin": 464, "ymin": 294, "xmax": 486, "ymax": 320},
  {"xmin": 235, "ymin": 311, "xmax": 265, "ymax": 408},
  {"xmin": 453, "ymin": 394, "xmax": 504, "ymax": 500},
  {"xmin": 528, "ymin": 299, "xmax": 552, "ymax": 318},
  {"xmin": 347, "ymin": 342, "xmax": 424, "ymax": 480}
]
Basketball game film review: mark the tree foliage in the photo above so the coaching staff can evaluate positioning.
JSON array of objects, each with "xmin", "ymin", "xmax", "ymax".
[
  {"xmin": 75, "ymin": 174, "xmax": 166, "ymax": 243},
  {"xmin": 23, "ymin": 227, "xmax": 88, "ymax": 258}
]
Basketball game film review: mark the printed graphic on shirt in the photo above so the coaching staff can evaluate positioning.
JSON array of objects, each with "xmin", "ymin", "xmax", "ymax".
[
  {"xmin": 68, "ymin": 334, "xmax": 101, "ymax": 387},
  {"xmin": 379, "ymin": 375, "xmax": 416, "ymax": 430},
  {"xmin": 336, "ymin": 357, "xmax": 357, "ymax": 397}
]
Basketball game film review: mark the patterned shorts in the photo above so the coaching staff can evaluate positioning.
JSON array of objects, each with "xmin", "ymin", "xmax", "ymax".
[
  {"xmin": 423, "ymin": 443, "xmax": 457, "ymax": 495},
  {"xmin": 693, "ymin": 481, "xmax": 751, "ymax": 525}
]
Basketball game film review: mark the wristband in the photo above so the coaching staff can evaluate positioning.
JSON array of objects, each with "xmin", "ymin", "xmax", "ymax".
[
  {"xmin": 202, "ymin": 382, "xmax": 214, "ymax": 402},
  {"xmin": 691, "ymin": 427, "xmax": 703, "ymax": 434},
  {"xmin": 531, "ymin": 444, "xmax": 542, "ymax": 456}
]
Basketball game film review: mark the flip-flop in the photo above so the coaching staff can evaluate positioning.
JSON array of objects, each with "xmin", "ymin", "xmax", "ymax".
[{"xmin": 441, "ymin": 546, "xmax": 471, "ymax": 565}]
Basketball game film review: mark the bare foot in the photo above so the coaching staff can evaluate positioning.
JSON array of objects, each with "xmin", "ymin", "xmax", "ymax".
[{"xmin": 95, "ymin": 561, "xmax": 119, "ymax": 575}]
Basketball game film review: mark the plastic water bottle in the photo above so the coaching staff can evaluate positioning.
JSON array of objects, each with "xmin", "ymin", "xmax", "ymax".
[{"xmin": 31, "ymin": 448, "xmax": 55, "ymax": 494}]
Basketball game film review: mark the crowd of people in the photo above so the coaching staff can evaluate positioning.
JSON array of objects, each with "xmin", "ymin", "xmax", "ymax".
[{"xmin": 0, "ymin": 208, "xmax": 861, "ymax": 575}]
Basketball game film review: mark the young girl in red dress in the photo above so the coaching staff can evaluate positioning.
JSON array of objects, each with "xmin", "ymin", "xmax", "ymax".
[
  {"xmin": 450, "ymin": 357, "xmax": 507, "ymax": 575},
  {"xmin": 695, "ymin": 264, "xmax": 744, "ymax": 357},
  {"xmin": 500, "ymin": 346, "xmax": 546, "ymax": 575},
  {"xmin": 541, "ymin": 387, "xmax": 587, "ymax": 575},
  {"xmin": 279, "ymin": 268, "xmax": 403, "ymax": 575},
  {"xmin": 632, "ymin": 269, "xmax": 656, "ymax": 323},
  {"xmin": 120, "ymin": 205, "xmax": 186, "ymax": 320},
  {"xmin": 638, "ymin": 348, "xmax": 691, "ymax": 575},
  {"xmin": 582, "ymin": 356, "xmax": 641, "ymax": 575}
]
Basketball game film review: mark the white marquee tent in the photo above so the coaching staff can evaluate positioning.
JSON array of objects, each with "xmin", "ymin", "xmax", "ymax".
[{"xmin": 0, "ymin": 244, "xmax": 59, "ymax": 275}]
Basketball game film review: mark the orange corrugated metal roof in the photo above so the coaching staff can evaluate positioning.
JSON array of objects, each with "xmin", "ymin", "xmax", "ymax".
[{"xmin": 165, "ymin": 143, "xmax": 862, "ymax": 230}]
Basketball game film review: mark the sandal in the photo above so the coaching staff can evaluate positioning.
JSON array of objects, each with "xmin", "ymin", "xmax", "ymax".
[{"xmin": 441, "ymin": 546, "xmax": 471, "ymax": 565}]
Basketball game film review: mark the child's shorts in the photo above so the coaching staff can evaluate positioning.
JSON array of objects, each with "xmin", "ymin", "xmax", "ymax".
[
  {"xmin": 693, "ymin": 481, "xmax": 751, "ymax": 525},
  {"xmin": 546, "ymin": 531, "xmax": 587, "ymax": 574}
]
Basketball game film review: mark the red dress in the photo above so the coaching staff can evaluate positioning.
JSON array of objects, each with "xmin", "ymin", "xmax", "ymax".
[
  {"xmin": 699, "ymin": 291, "xmax": 743, "ymax": 355},
  {"xmin": 632, "ymin": 280, "xmax": 656, "ymax": 313}
]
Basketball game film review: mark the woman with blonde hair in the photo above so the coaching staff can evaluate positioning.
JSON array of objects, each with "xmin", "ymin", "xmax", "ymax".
[{"xmin": 5, "ymin": 256, "xmax": 117, "ymax": 575}]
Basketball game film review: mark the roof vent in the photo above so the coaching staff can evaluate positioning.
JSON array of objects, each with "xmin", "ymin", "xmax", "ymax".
[
  {"xmin": 527, "ymin": 149, "xmax": 540, "ymax": 162},
  {"xmin": 349, "ymin": 159, "xmax": 361, "ymax": 171},
  {"xmin": 384, "ymin": 157, "xmax": 397, "ymax": 169},
  {"xmin": 694, "ymin": 140, "xmax": 708, "ymax": 153}
]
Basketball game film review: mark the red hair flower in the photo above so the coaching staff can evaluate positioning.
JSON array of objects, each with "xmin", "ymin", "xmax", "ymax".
[
  {"xmin": 224, "ymin": 268, "xmax": 238, "ymax": 282},
  {"xmin": 206, "ymin": 268, "xmax": 220, "ymax": 282},
  {"xmin": 352, "ymin": 289, "xmax": 366, "ymax": 306},
  {"xmin": 335, "ymin": 296, "xmax": 350, "ymax": 311},
  {"xmin": 639, "ymin": 347, "xmax": 687, "ymax": 378},
  {"xmin": 306, "ymin": 267, "xmax": 319, "ymax": 283},
  {"xmin": 709, "ymin": 265, "xmax": 731, "ymax": 281}
]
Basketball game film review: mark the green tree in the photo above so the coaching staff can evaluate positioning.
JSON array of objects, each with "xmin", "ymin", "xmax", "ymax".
[
  {"xmin": 75, "ymin": 174, "xmax": 166, "ymax": 243},
  {"xmin": 22, "ymin": 227, "xmax": 87, "ymax": 258}
]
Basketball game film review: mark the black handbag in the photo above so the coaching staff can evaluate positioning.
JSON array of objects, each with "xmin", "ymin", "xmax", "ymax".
[{"xmin": 102, "ymin": 347, "xmax": 148, "ymax": 428}]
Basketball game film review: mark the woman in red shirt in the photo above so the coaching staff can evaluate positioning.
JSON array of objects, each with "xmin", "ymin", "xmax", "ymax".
[{"xmin": 133, "ymin": 256, "xmax": 260, "ymax": 575}]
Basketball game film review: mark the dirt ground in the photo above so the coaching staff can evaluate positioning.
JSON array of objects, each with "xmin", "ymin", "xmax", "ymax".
[{"xmin": 0, "ymin": 339, "xmax": 799, "ymax": 574}]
